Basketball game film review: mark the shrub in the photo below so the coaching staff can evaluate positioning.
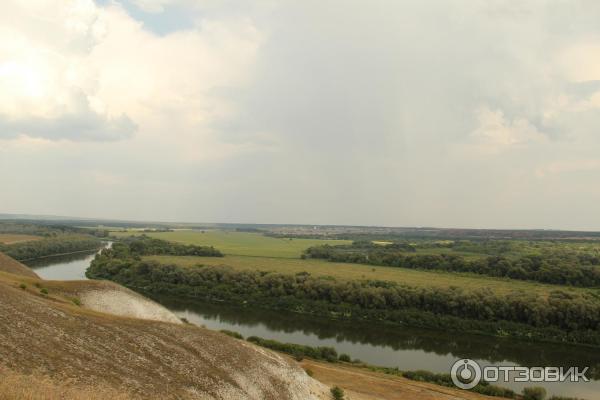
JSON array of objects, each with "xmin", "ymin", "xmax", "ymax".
[
  {"xmin": 40, "ymin": 288, "xmax": 48, "ymax": 295},
  {"xmin": 180, "ymin": 317, "xmax": 189, "ymax": 324},
  {"xmin": 338, "ymin": 354, "xmax": 351, "ymax": 362},
  {"xmin": 522, "ymin": 387, "xmax": 547, "ymax": 400},
  {"xmin": 71, "ymin": 298, "xmax": 81, "ymax": 306},
  {"xmin": 220, "ymin": 330, "xmax": 244, "ymax": 340},
  {"xmin": 246, "ymin": 336, "xmax": 337, "ymax": 362},
  {"xmin": 19, "ymin": 283, "xmax": 26, "ymax": 290},
  {"xmin": 330, "ymin": 386, "xmax": 345, "ymax": 400}
]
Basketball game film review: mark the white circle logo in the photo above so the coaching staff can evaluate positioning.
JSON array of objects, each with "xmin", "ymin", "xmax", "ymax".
[{"xmin": 451, "ymin": 359, "xmax": 482, "ymax": 389}]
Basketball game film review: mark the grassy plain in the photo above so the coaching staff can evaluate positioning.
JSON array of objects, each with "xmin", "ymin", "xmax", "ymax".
[
  {"xmin": 143, "ymin": 254, "xmax": 589, "ymax": 296},
  {"xmin": 0, "ymin": 233, "xmax": 41, "ymax": 244},
  {"xmin": 110, "ymin": 230, "xmax": 351, "ymax": 258}
]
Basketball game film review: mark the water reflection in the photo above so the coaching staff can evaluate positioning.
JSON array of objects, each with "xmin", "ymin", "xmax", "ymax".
[{"xmin": 26, "ymin": 242, "xmax": 111, "ymax": 280}]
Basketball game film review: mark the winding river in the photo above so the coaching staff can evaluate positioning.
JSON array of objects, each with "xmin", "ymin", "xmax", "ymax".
[{"xmin": 27, "ymin": 248, "xmax": 600, "ymax": 399}]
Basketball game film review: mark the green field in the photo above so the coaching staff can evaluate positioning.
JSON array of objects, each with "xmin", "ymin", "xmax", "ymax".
[
  {"xmin": 111, "ymin": 230, "xmax": 350, "ymax": 258},
  {"xmin": 143, "ymin": 254, "xmax": 590, "ymax": 296}
]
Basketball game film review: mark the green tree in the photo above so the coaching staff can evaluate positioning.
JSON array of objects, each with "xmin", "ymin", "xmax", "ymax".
[{"xmin": 330, "ymin": 386, "xmax": 345, "ymax": 400}]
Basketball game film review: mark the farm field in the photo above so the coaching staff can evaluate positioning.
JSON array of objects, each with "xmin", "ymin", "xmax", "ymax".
[
  {"xmin": 0, "ymin": 233, "xmax": 41, "ymax": 244},
  {"xmin": 111, "ymin": 230, "xmax": 351, "ymax": 258},
  {"xmin": 143, "ymin": 254, "xmax": 589, "ymax": 296}
]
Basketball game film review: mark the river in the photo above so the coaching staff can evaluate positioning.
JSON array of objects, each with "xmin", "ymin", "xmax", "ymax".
[{"xmin": 27, "ymin": 248, "xmax": 600, "ymax": 399}]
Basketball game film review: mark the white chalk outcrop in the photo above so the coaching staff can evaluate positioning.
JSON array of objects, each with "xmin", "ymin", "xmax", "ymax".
[{"xmin": 79, "ymin": 288, "xmax": 182, "ymax": 324}]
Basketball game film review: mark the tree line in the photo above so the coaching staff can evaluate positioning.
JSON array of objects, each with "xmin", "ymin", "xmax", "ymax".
[
  {"xmin": 0, "ymin": 221, "xmax": 109, "ymax": 238},
  {"xmin": 303, "ymin": 243, "xmax": 600, "ymax": 287},
  {"xmin": 113, "ymin": 236, "xmax": 223, "ymax": 257}
]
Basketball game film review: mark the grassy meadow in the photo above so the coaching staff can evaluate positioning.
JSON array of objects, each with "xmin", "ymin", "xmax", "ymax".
[{"xmin": 110, "ymin": 230, "xmax": 350, "ymax": 258}]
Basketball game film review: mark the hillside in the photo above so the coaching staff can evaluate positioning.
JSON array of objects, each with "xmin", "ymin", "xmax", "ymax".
[
  {"xmin": 0, "ymin": 251, "xmax": 39, "ymax": 278},
  {"xmin": 0, "ymin": 255, "xmax": 328, "ymax": 400}
]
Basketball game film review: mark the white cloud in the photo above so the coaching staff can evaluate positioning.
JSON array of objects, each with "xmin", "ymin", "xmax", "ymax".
[
  {"xmin": 559, "ymin": 40, "xmax": 600, "ymax": 83},
  {"xmin": 468, "ymin": 106, "xmax": 547, "ymax": 151},
  {"xmin": 0, "ymin": 0, "xmax": 261, "ymax": 146},
  {"xmin": 535, "ymin": 159, "xmax": 600, "ymax": 178}
]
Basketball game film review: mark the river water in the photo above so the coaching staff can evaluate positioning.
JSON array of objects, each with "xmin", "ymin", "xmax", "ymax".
[{"xmin": 27, "ymin": 249, "xmax": 600, "ymax": 399}]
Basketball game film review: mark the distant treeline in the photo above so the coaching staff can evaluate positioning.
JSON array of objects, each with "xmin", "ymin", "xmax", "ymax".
[
  {"xmin": 265, "ymin": 227, "xmax": 600, "ymax": 241},
  {"xmin": 88, "ymin": 242, "xmax": 600, "ymax": 346},
  {"xmin": 114, "ymin": 236, "xmax": 223, "ymax": 257},
  {"xmin": 0, "ymin": 221, "xmax": 108, "ymax": 238},
  {"xmin": 303, "ymin": 242, "xmax": 600, "ymax": 287},
  {"xmin": 1, "ymin": 235, "xmax": 103, "ymax": 261}
]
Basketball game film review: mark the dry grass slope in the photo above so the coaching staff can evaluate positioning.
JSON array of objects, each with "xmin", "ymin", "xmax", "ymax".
[
  {"xmin": 0, "ymin": 251, "xmax": 39, "ymax": 278},
  {"xmin": 0, "ymin": 368, "xmax": 132, "ymax": 400}
]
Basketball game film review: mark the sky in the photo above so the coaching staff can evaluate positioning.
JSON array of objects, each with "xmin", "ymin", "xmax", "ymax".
[{"xmin": 1, "ymin": 0, "xmax": 600, "ymax": 230}]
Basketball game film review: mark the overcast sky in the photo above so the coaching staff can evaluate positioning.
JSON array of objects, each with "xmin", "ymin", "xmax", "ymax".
[{"xmin": 1, "ymin": 0, "xmax": 600, "ymax": 229}]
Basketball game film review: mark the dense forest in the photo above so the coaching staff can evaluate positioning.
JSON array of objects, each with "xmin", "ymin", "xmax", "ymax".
[
  {"xmin": 113, "ymin": 236, "xmax": 223, "ymax": 257},
  {"xmin": 0, "ymin": 235, "xmax": 103, "ymax": 261},
  {"xmin": 88, "ymin": 240, "xmax": 600, "ymax": 347},
  {"xmin": 303, "ymin": 241, "xmax": 600, "ymax": 287}
]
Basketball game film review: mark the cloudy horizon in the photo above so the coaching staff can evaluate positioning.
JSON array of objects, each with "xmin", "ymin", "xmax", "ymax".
[{"xmin": 2, "ymin": 0, "xmax": 600, "ymax": 230}]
